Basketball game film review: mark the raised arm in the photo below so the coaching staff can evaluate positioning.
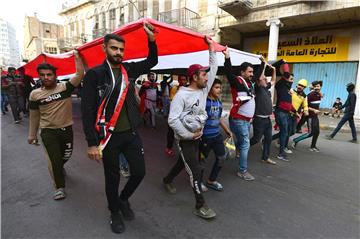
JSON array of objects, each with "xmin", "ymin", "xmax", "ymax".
[
  {"xmin": 69, "ymin": 50, "xmax": 85, "ymax": 87},
  {"xmin": 222, "ymin": 46, "xmax": 238, "ymax": 88},
  {"xmin": 205, "ymin": 35, "xmax": 218, "ymax": 92},
  {"xmin": 126, "ymin": 22, "xmax": 158, "ymax": 79}
]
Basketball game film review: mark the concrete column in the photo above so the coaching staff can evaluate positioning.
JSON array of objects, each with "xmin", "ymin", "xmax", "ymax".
[
  {"xmin": 106, "ymin": 12, "xmax": 110, "ymax": 32},
  {"xmin": 266, "ymin": 18, "xmax": 283, "ymax": 61},
  {"xmin": 355, "ymin": 59, "xmax": 360, "ymax": 119},
  {"xmin": 124, "ymin": 4, "xmax": 129, "ymax": 23},
  {"xmin": 147, "ymin": 0, "xmax": 153, "ymax": 18},
  {"xmin": 159, "ymin": 0, "xmax": 165, "ymax": 13}
]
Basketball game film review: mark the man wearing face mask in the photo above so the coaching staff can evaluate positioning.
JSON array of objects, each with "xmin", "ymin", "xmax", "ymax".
[
  {"xmin": 292, "ymin": 81, "xmax": 323, "ymax": 152},
  {"xmin": 81, "ymin": 22, "xmax": 158, "ymax": 234},
  {"xmin": 326, "ymin": 83, "xmax": 357, "ymax": 143},
  {"xmin": 139, "ymin": 72, "xmax": 158, "ymax": 128}
]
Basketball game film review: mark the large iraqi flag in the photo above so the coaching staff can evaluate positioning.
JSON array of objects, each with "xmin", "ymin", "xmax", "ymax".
[{"xmin": 20, "ymin": 18, "xmax": 260, "ymax": 79}]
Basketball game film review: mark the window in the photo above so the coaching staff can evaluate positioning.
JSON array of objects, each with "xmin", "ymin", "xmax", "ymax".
[
  {"xmin": 45, "ymin": 47, "xmax": 57, "ymax": 54},
  {"xmin": 94, "ymin": 14, "xmax": 99, "ymax": 30},
  {"xmin": 109, "ymin": 8, "xmax": 116, "ymax": 31},
  {"xmin": 119, "ymin": 6, "xmax": 125, "ymax": 26},
  {"xmin": 81, "ymin": 19, "xmax": 85, "ymax": 34},
  {"xmin": 70, "ymin": 22, "xmax": 75, "ymax": 37},
  {"xmin": 138, "ymin": 0, "xmax": 147, "ymax": 18},
  {"xmin": 101, "ymin": 12, "xmax": 106, "ymax": 29}
]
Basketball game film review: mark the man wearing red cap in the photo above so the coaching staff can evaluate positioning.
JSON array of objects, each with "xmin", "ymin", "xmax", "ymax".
[{"xmin": 162, "ymin": 36, "xmax": 218, "ymax": 219}]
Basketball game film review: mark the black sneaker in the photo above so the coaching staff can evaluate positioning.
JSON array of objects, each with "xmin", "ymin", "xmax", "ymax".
[
  {"xmin": 119, "ymin": 199, "xmax": 135, "ymax": 221},
  {"xmin": 325, "ymin": 135, "xmax": 333, "ymax": 140},
  {"xmin": 110, "ymin": 212, "xmax": 125, "ymax": 234}
]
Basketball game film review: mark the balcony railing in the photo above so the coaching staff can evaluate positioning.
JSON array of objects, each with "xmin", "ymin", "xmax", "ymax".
[
  {"xmin": 218, "ymin": 0, "xmax": 253, "ymax": 18},
  {"xmin": 157, "ymin": 8, "xmax": 200, "ymax": 31},
  {"xmin": 58, "ymin": 33, "xmax": 91, "ymax": 51}
]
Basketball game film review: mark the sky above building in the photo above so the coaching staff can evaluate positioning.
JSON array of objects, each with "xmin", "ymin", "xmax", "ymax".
[{"xmin": 0, "ymin": 0, "xmax": 63, "ymax": 56}]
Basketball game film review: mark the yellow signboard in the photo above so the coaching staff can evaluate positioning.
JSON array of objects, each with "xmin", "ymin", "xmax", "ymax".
[{"xmin": 252, "ymin": 35, "xmax": 350, "ymax": 62}]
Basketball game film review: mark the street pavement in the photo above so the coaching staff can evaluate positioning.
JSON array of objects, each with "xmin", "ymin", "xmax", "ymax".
[{"xmin": 2, "ymin": 99, "xmax": 359, "ymax": 239}]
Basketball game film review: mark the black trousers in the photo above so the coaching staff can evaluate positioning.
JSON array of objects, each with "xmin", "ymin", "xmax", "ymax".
[
  {"xmin": 293, "ymin": 116, "xmax": 320, "ymax": 148},
  {"xmin": 40, "ymin": 126, "xmax": 73, "ymax": 189},
  {"xmin": 102, "ymin": 130, "xmax": 145, "ymax": 213},
  {"xmin": 166, "ymin": 124, "xmax": 174, "ymax": 149},
  {"xmin": 163, "ymin": 140, "xmax": 205, "ymax": 209},
  {"xmin": 250, "ymin": 116, "xmax": 272, "ymax": 160},
  {"xmin": 296, "ymin": 114, "xmax": 309, "ymax": 132}
]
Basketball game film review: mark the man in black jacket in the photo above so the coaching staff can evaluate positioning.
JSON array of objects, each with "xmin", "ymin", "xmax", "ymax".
[
  {"xmin": 81, "ymin": 22, "xmax": 158, "ymax": 234},
  {"xmin": 326, "ymin": 82, "xmax": 357, "ymax": 143}
]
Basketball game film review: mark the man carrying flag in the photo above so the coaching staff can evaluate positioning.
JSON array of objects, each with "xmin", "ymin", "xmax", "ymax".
[{"xmin": 81, "ymin": 22, "xmax": 158, "ymax": 234}]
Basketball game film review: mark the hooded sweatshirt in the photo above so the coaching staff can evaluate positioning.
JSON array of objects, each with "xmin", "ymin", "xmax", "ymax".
[{"xmin": 168, "ymin": 51, "xmax": 218, "ymax": 140}]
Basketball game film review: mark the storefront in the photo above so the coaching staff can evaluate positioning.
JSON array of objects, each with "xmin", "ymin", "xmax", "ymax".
[{"xmin": 243, "ymin": 27, "xmax": 360, "ymax": 113}]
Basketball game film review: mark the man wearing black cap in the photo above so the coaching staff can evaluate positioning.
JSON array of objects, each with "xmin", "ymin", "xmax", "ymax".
[
  {"xmin": 162, "ymin": 35, "xmax": 218, "ymax": 219},
  {"xmin": 326, "ymin": 83, "xmax": 357, "ymax": 143}
]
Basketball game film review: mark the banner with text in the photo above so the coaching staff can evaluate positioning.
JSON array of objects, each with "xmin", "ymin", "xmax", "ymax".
[{"xmin": 252, "ymin": 35, "xmax": 350, "ymax": 62}]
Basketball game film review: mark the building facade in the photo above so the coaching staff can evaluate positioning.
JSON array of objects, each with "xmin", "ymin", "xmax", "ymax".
[
  {"xmin": 0, "ymin": 18, "xmax": 21, "ymax": 68},
  {"xmin": 23, "ymin": 15, "xmax": 64, "ymax": 61},
  {"xmin": 58, "ymin": 0, "xmax": 221, "ymax": 50},
  {"xmin": 59, "ymin": 0, "xmax": 360, "ymax": 116},
  {"xmin": 218, "ymin": 0, "xmax": 360, "ymax": 116}
]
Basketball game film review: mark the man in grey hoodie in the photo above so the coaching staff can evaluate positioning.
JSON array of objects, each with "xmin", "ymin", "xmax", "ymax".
[{"xmin": 162, "ymin": 35, "xmax": 218, "ymax": 219}]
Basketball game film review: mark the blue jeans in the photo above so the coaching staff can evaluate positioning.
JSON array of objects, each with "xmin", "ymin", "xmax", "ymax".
[
  {"xmin": 330, "ymin": 113, "xmax": 357, "ymax": 140},
  {"xmin": 119, "ymin": 153, "xmax": 128, "ymax": 169},
  {"xmin": 274, "ymin": 109, "xmax": 289, "ymax": 156},
  {"xmin": 1, "ymin": 92, "xmax": 8, "ymax": 113},
  {"xmin": 229, "ymin": 118, "xmax": 250, "ymax": 172}
]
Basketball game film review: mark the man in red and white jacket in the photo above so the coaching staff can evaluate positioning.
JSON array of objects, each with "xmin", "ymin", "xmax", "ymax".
[{"xmin": 223, "ymin": 47, "xmax": 257, "ymax": 181}]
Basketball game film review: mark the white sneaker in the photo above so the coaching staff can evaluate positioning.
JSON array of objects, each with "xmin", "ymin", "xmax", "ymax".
[
  {"xmin": 284, "ymin": 147, "xmax": 293, "ymax": 154},
  {"xmin": 309, "ymin": 147, "xmax": 320, "ymax": 152},
  {"xmin": 201, "ymin": 183, "xmax": 208, "ymax": 192}
]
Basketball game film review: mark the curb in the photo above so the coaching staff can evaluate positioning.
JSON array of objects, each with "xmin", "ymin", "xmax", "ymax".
[{"xmin": 319, "ymin": 124, "xmax": 360, "ymax": 133}]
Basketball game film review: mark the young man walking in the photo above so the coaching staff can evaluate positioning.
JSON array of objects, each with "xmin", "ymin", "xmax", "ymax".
[
  {"xmin": 81, "ymin": 22, "xmax": 158, "ymax": 234},
  {"xmin": 199, "ymin": 78, "xmax": 232, "ymax": 191},
  {"xmin": 292, "ymin": 81, "xmax": 323, "ymax": 151},
  {"xmin": 326, "ymin": 83, "xmax": 357, "ymax": 143},
  {"xmin": 273, "ymin": 79, "xmax": 309, "ymax": 151},
  {"xmin": 139, "ymin": 72, "xmax": 158, "ymax": 128},
  {"xmin": 223, "ymin": 48, "xmax": 256, "ymax": 180},
  {"xmin": 165, "ymin": 75, "xmax": 187, "ymax": 157},
  {"xmin": 27, "ymin": 51, "xmax": 84, "ymax": 200},
  {"xmin": 163, "ymin": 36, "xmax": 218, "ymax": 219},
  {"xmin": 249, "ymin": 56, "xmax": 277, "ymax": 165},
  {"xmin": 273, "ymin": 62, "xmax": 294, "ymax": 161},
  {"xmin": 2, "ymin": 67, "xmax": 24, "ymax": 123}
]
